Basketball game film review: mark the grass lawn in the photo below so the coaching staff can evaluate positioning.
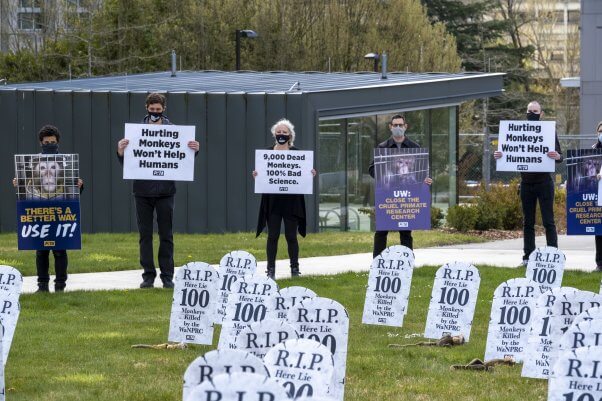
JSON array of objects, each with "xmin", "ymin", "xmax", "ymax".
[
  {"xmin": 7, "ymin": 265, "xmax": 598, "ymax": 401},
  {"xmin": 0, "ymin": 231, "xmax": 486, "ymax": 276}
]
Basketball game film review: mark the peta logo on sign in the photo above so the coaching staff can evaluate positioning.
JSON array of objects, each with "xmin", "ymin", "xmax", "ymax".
[
  {"xmin": 397, "ymin": 222, "xmax": 409, "ymax": 228},
  {"xmin": 517, "ymin": 165, "xmax": 528, "ymax": 171},
  {"xmin": 153, "ymin": 170, "xmax": 164, "ymax": 176},
  {"xmin": 587, "ymin": 227, "xmax": 595, "ymax": 233}
]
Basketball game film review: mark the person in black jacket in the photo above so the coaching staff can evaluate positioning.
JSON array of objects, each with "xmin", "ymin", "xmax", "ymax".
[
  {"xmin": 117, "ymin": 93, "xmax": 200, "ymax": 289},
  {"xmin": 494, "ymin": 101, "xmax": 563, "ymax": 265},
  {"xmin": 368, "ymin": 114, "xmax": 432, "ymax": 258},
  {"xmin": 592, "ymin": 121, "xmax": 602, "ymax": 270},
  {"xmin": 253, "ymin": 118, "xmax": 316, "ymax": 279}
]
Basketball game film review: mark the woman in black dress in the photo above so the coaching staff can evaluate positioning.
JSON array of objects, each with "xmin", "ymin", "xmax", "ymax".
[{"xmin": 253, "ymin": 118, "xmax": 316, "ymax": 279}]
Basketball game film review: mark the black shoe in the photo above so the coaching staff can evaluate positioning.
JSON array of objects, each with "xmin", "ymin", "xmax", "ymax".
[
  {"xmin": 54, "ymin": 284, "xmax": 65, "ymax": 292},
  {"xmin": 596, "ymin": 265, "xmax": 602, "ymax": 272},
  {"xmin": 162, "ymin": 279, "xmax": 174, "ymax": 289},
  {"xmin": 266, "ymin": 267, "xmax": 275, "ymax": 280},
  {"xmin": 140, "ymin": 279, "xmax": 154, "ymax": 289},
  {"xmin": 291, "ymin": 267, "xmax": 301, "ymax": 277},
  {"xmin": 36, "ymin": 283, "xmax": 49, "ymax": 293}
]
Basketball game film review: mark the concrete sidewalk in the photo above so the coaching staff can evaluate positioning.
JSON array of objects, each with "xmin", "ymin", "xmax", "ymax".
[{"xmin": 21, "ymin": 234, "xmax": 597, "ymax": 293}]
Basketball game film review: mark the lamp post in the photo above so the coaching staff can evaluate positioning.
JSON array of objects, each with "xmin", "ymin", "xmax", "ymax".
[
  {"xmin": 235, "ymin": 29, "xmax": 258, "ymax": 71},
  {"xmin": 364, "ymin": 52, "xmax": 380, "ymax": 72}
]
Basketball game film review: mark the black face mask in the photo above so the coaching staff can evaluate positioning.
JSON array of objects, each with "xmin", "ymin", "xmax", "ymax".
[
  {"xmin": 526, "ymin": 112, "xmax": 540, "ymax": 121},
  {"xmin": 148, "ymin": 111, "xmax": 163, "ymax": 122},
  {"xmin": 41, "ymin": 143, "xmax": 59, "ymax": 154},
  {"xmin": 275, "ymin": 134, "xmax": 289, "ymax": 145}
]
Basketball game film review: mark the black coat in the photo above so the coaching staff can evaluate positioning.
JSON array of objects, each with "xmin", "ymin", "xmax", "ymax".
[
  {"xmin": 368, "ymin": 136, "xmax": 421, "ymax": 178},
  {"xmin": 255, "ymin": 145, "xmax": 307, "ymax": 238}
]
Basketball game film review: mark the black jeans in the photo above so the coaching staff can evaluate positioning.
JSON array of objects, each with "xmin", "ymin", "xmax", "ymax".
[
  {"xmin": 266, "ymin": 213, "xmax": 299, "ymax": 269},
  {"xmin": 135, "ymin": 195, "xmax": 175, "ymax": 282},
  {"xmin": 520, "ymin": 178, "xmax": 557, "ymax": 261},
  {"xmin": 596, "ymin": 236, "xmax": 602, "ymax": 267},
  {"xmin": 36, "ymin": 250, "xmax": 68, "ymax": 286},
  {"xmin": 373, "ymin": 231, "xmax": 413, "ymax": 258}
]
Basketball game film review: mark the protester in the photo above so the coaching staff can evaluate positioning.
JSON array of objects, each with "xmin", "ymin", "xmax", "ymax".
[
  {"xmin": 368, "ymin": 114, "xmax": 432, "ymax": 258},
  {"xmin": 253, "ymin": 118, "xmax": 316, "ymax": 279},
  {"xmin": 12, "ymin": 125, "xmax": 83, "ymax": 292},
  {"xmin": 494, "ymin": 101, "xmax": 563, "ymax": 265},
  {"xmin": 117, "ymin": 93, "xmax": 200, "ymax": 289},
  {"xmin": 593, "ymin": 121, "xmax": 602, "ymax": 271}
]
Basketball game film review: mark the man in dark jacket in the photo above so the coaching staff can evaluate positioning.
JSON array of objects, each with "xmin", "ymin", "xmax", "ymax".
[
  {"xmin": 117, "ymin": 93, "xmax": 200, "ymax": 288},
  {"xmin": 369, "ymin": 114, "xmax": 432, "ymax": 258},
  {"xmin": 494, "ymin": 101, "xmax": 563, "ymax": 265}
]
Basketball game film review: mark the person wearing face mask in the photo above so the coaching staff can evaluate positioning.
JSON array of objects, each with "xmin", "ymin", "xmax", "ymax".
[
  {"xmin": 117, "ymin": 93, "xmax": 200, "ymax": 289},
  {"xmin": 494, "ymin": 101, "xmax": 563, "ymax": 266},
  {"xmin": 253, "ymin": 118, "xmax": 317, "ymax": 279},
  {"xmin": 368, "ymin": 114, "xmax": 433, "ymax": 257},
  {"xmin": 12, "ymin": 125, "xmax": 84, "ymax": 292},
  {"xmin": 591, "ymin": 121, "xmax": 602, "ymax": 271}
]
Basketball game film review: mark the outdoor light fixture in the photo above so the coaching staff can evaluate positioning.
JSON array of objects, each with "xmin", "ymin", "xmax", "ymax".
[
  {"xmin": 364, "ymin": 52, "xmax": 380, "ymax": 72},
  {"xmin": 235, "ymin": 29, "xmax": 258, "ymax": 71}
]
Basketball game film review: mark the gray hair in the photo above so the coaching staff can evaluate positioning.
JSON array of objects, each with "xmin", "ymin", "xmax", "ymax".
[{"xmin": 271, "ymin": 118, "xmax": 296, "ymax": 146}]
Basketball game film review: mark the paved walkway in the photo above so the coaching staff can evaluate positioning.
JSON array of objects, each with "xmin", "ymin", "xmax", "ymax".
[{"xmin": 21, "ymin": 235, "xmax": 597, "ymax": 293}]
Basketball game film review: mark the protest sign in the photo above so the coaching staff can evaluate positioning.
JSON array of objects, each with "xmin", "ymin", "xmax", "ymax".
[
  {"xmin": 218, "ymin": 275, "xmax": 278, "ymax": 350},
  {"xmin": 234, "ymin": 319, "xmax": 299, "ymax": 359},
  {"xmin": 182, "ymin": 349, "xmax": 268, "ymax": 401},
  {"xmin": 0, "ymin": 267, "xmax": 22, "ymax": 295},
  {"xmin": 548, "ymin": 346, "xmax": 602, "ymax": 401},
  {"xmin": 525, "ymin": 246, "xmax": 565, "ymax": 293},
  {"xmin": 484, "ymin": 278, "xmax": 540, "ymax": 362},
  {"xmin": 264, "ymin": 338, "xmax": 335, "ymax": 399},
  {"xmin": 14, "ymin": 154, "xmax": 81, "ymax": 250},
  {"xmin": 496, "ymin": 120, "xmax": 556, "ymax": 172},
  {"xmin": 424, "ymin": 262, "xmax": 480, "ymax": 341},
  {"xmin": 288, "ymin": 297, "xmax": 349, "ymax": 401},
  {"xmin": 122, "ymin": 123, "xmax": 196, "ymax": 181},
  {"xmin": 216, "ymin": 251, "xmax": 257, "ymax": 323},
  {"xmin": 566, "ymin": 149, "xmax": 602, "ymax": 234},
  {"xmin": 168, "ymin": 262, "xmax": 219, "ymax": 345},
  {"xmin": 373, "ymin": 148, "xmax": 430, "ymax": 231},
  {"xmin": 266, "ymin": 286, "xmax": 317, "ymax": 321},
  {"xmin": 522, "ymin": 287, "xmax": 577, "ymax": 379},
  {"xmin": 254, "ymin": 150, "xmax": 314, "ymax": 194},
  {"xmin": 362, "ymin": 247, "xmax": 414, "ymax": 327},
  {"xmin": 185, "ymin": 372, "xmax": 288, "ymax": 401}
]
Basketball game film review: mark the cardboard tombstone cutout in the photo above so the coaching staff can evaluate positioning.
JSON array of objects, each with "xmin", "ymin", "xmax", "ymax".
[
  {"xmin": 182, "ymin": 349, "xmax": 268, "ymax": 401},
  {"xmin": 0, "ymin": 292, "xmax": 20, "ymax": 366},
  {"xmin": 362, "ymin": 246, "xmax": 414, "ymax": 327},
  {"xmin": 424, "ymin": 262, "xmax": 480, "ymax": 341},
  {"xmin": 484, "ymin": 278, "xmax": 540, "ymax": 362},
  {"xmin": 264, "ymin": 338, "xmax": 335, "ymax": 399},
  {"xmin": 0, "ymin": 323, "xmax": 4, "ymax": 401},
  {"xmin": 266, "ymin": 286, "xmax": 317, "ymax": 321},
  {"xmin": 216, "ymin": 251, "xmax": 258, "ymax": 323},
  {"xmin": 522, "ymin": 287, "xmax": 578, "ymax": 379},
  {"xmin": 525, "ymin": 246, "xmax": 565, "ymax": 293},
  {"xmin": 0, "ymin": 266, "xmax": 22, "ymax": 295},
  {"xmin": 186, "ymin": 372, "xmax": 290, "ymax": 401},
  {"xmin": 548, "ymin": 346, "xmax": 602, "ymax": 401},
  {"xmin": 234, "ymin": 319, "xmax": 299, "ymax": 359},
  {"xmin": 570, "ymin": 305, "xmax": 602, "ymax": 332},
  {"xmin": 218, "ymin": 275, "xmax": 278, "ymax": 350},
  {"xmin": 288, "ymin": 297, "xmax": 349, "ymax": 401},
  {"xmin": 558, "ymin": 320, "xmax": 602, "ymax": 356},
  {"xmin": 168, "ymin": 262, "xmax": 219, "ymax": 345}
]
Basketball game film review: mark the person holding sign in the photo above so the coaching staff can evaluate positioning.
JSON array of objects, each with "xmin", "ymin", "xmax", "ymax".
[
  {"xmin": 494, "ymin": 101, "xmax": 562, "ymax": 265},
  {"xmin": 116, "ymin": 93, "xmax": 200, "ymax": 289},
  {"xmin": 368, "ymin": 115, "xmax": 432, "ymax": 257},
  {"xmin": 253, "ymin": 119, "xmax": 316, "ymax": 279},
  {"xmin": 12, "ymin": 125, "xmax": 84, "ymax": 292},
  {"xmin": 591, "ymin": 122, "xmax": 602, "ymax": 270}
]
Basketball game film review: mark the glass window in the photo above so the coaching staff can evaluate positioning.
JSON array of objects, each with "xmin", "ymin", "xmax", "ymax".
[
  {"xmin": 318, "ymin": 120, "xmax": 346, "ymax": 231},
  {"xmin": 17, "ymin": 13, "xmax": 43, "ymax": 30},
  {"xmin": 19, "ymin": 0, "xmax": 41, "ymax": 8}
]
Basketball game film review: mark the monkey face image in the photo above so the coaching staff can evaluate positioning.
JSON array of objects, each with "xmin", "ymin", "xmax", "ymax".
[
  {"xmin": 24, "ymin": 156, "xmax": 66, "ymax": 199},
  {"xmin": 584, "ymin": 159, "xmax": 598, "ymax": 178},
  {"xmin": 395, "ymin": 158, "xmax": 413, "ymax": 175},
  {"xmin": 36, "ymin": 160, "xmax": 62, "ymax": 193}
]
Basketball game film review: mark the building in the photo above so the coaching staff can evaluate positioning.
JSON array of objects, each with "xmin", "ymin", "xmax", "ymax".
[{"xmin": 0, "ymin": 70, "xmax": 503, "ymax": 234}]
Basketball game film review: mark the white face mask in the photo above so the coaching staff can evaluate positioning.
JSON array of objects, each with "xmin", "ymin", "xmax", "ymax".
[
  {"xmin": 391, "ymin": 127, "xmax": 406, "ymax": 138},
  {"xmin": 598, "ymin": 133, "xmax": 602, "ymax": 143}
]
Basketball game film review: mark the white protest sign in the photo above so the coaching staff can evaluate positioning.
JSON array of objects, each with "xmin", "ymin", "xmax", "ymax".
[
  {"xmin": 522, "ymin": 287, "xmax": 577, "ymax": 379},
  {"xmin": 484, "ymin": 278, "xmax": 540, "ymax": 362},
  {"xmin": 0, "ymin": 266, "xmax": 22, "ymax": 295},
  {"xmin": 182, "ymin": 349, "xmax": 268, "ymax": 401},
  {"xmin": 186, "ymin": 372, "xmax": 289, "ymax": 401},
  {"xmin": 254, "ymin": 150, "xmax": 314, "ymax": 194},
  {"xmin": 0, "ymin": 293, "xmax": 19, "ymax": 366},
  {"xmin": 424, "ymin": 262, "xmax": 480, "ymax": 341},
  {"xmin": 496, "ymin": 120, "xmax": 556, "ymax": 172},
  {"xmin": 123, "ymin": 123, "xmax": 196, "ymax": 181},
  {"xmin": 362, "ymin": 246, "xmax": 414, "ymax": 327},
  {"xmin": 548, "ymin": 346, "xmax": 602, "ymax": 401},
  {"xmin": 264, "ymin": 338, "xmax": 335, "ymax": 399},
  {"xmin": 218, "ymin": 276, "xmax": 278, "ymax": 350},
  {"xmin": 525, "ymin": 246, "xmax": 565, "ymax": 293},
  {"xmin": 288, "ymin": 297, "xmax": 349, "ymax": 401},
  {"xmin": 234, "ymin": 319, "xmax": 299, "ymax": 359},
  {"xmin": 558, "ymin": 320, "xmax": 602, "ymax": 357},
  {"xmin": 570, "ymin": 306, "xmax": 602, "ymax": 332},
  {"xmin": 266, "ymin": 286, "xmax": 317, "ymax": 321},
  {"xmin": 168, "ymin": 262, "xmax": 219, "ymax": 345},
  {"xmin": 216, "ymin": 251, "xmax": 258, "ymax": 323}
]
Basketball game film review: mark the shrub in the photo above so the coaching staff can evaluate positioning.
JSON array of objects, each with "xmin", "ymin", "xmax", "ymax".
[
  {"xmin": 474, "ymin": 180, "xmax": 522, "ymax": 230},
  {"xmin": 446, "ymin": 205, "xmax": 478, "ymax": 232},
  {"xmin": 431, "ymin": 207, "xmax": 444, "ymax": 229}
]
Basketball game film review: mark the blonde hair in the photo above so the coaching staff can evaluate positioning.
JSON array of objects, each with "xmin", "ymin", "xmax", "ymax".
[{"xmin": 271, "ymin": 118, "xmax": 296, "ymax": 146}]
